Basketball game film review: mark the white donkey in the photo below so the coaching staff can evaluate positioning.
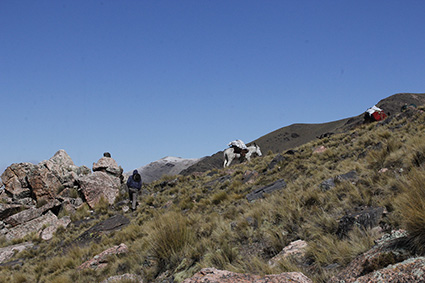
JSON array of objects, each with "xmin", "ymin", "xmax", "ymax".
[{"xmin": 223, "ymin": 143, "xmax": 262, "ymax": 167}]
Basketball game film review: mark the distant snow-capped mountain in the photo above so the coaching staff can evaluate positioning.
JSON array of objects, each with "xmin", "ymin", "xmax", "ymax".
[{"xmin": 127, "ymin": 156, "xmax": 202, "ymax": 184}]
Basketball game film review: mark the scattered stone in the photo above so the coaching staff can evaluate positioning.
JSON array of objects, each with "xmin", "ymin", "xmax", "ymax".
[
  {"xmin": 242, "ymin": 170, "xmax": 259, "ymax": 184},
  {"xmin": 317, "ymin": 132, "xmax": 334, "ymax": 139},
  {"xmin": 182, "ymin": 267, "xmax": 313, "ymax": 283},
  {"xmin": 246, "ymin": 179, "xmax": 287, "ymax": 201},
  {"xmin": 269, "ymin": 240, "xmax": 307, "ymax": 267},
  {"xmin": 313, "ymin": 145, "xmax": 327, "ymax": 154},
  {"xmin": 0, "ymin": 242, "xmax": 34, "ymax": 264},
  {"xmin": 284, "ymin": 149, "xmax": 297, "ymax": 155},
  {"xmin": 100, "ymin": 273, "xmax": 143, "ymax": 283},
  {"xmin": 39, "ymin": 215, "xmax": 71, "ymax": 240},
  {"xmin": 78, "ymin": 243, "xmax": 129, "ymax": 270},
  {"xmin": 204, "ymin": 175, "xmax": 231, "ymax": 190},
  {"xmin": 336, "ymin": 207, "xmax": 385, "ymax": 238},
  {"xmin": 318, "ymin": 170, "xmax": 358, "ymax": 192}
]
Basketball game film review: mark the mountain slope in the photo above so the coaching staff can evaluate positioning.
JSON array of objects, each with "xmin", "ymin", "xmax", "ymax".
[
  {"xmin": 131, "ymin": 156, "xmax": 201, "ymax": 183},
  {"xmin": 1, "ymin": 92, "xmax": 425, "ymax": 282},
  {"xmin": 182, "ymin": 93, "xmax": 425, "ymax": 175}
]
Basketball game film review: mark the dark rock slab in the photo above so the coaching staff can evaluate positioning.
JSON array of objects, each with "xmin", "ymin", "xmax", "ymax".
[
  {"xmin": 268, "ymin": 154, "xmax": 285, "ymax": 171},
  {"xmin": 246, "ymin": 179, "xmax": 287, "ymax": 201},
  {"xmin": 74, "ymin": 214, "xmax": 130, "ymax": 246},
  {"xmin": 336, "ymin": 207, "xmax": 385, "ymax": 238},
  {"xmin": 0, "ymin": 204, "xmax": 24, "ymax": 220}
]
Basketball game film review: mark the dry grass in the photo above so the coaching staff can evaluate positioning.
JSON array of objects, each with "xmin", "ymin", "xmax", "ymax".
[{"xmin": 396, "ymin": 168, "xmax": 425, "ymax": 254}]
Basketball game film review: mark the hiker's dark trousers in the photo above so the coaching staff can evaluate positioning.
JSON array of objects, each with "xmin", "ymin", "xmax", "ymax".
[{"xmin": 128, "ymin": 188, "xmax": 139, "ymax": 210}]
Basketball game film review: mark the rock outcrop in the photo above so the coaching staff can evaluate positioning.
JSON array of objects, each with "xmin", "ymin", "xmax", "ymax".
[
  {"xmin": 0, "ymin": 150, "xmax": 110, "ymax": 242},
  {"xmin": 1, "ymin": 150, "xmax": 90, "ymax": 204},
  {"xmin": 329, "ymin": 229, "xmax": 413, "ymax": 282},
  {"xmin": 352, "ymin": 257, "xmax": 425, "ymax": 282}
]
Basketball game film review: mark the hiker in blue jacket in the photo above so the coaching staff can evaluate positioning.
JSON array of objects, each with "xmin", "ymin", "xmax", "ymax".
[{"xmin": 127, "ymin": 170, "xmax": 142, "ymax": 211}]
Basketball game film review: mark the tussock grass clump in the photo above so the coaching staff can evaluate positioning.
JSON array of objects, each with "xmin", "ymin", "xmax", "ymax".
[
  {"xmin": 147, "ymin": 211, "xmax": 195, "ymax": 271},
  {"xmin": 396, "ymin": 168, "xmax": 425, "ymax": 254}
]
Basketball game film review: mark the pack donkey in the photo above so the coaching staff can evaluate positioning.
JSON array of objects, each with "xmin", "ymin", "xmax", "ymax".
[{"xmin": 223, "ymin": 143, "xmax": 262, "ymax": 167}]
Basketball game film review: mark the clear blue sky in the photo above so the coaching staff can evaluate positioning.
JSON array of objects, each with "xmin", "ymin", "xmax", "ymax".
[{"xmin": 1, "ymin": 1, "xmax": 425, "ymax": 173}]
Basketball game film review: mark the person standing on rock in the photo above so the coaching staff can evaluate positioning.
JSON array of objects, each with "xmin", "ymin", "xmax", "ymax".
[{"xmin": 127, "ymin": 170, "xmax": 142, "ymax": 211}]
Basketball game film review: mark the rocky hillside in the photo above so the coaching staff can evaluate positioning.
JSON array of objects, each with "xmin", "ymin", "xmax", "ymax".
[{"xmin": 0, "ymin": 92, "xmax": 425, "ymax": 283}]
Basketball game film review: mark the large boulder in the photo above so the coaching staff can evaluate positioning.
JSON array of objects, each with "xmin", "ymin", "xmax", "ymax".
[
  {"xmin": 78, "ymin": 171, "xmax": 121, "ymax": 208},
  {"xmin": 27, "ymin": 166, "xmax": 62, "ymax": 202},
  {"xmin": 1, "ymin": 163, "xmax": 34, "ymax": 200},
  {"xmin": 182, "ymin": 268, "xmax": 313, "ymax": 283},
  {"xmin": 93, "ymin": 157, "xmax": 123, "ymax": 178}
]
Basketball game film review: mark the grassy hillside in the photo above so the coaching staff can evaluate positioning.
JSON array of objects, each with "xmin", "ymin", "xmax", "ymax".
[
  {"xmin": 182, "ymin": 93, "xmax": 425, "ymax": 175},
  {"xmin": 1, "ymin": 107, "xmax": 425, "ymax": 282}
]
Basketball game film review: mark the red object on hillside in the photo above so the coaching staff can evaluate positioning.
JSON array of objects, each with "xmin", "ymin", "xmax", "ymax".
[
  {"xmin": 372, "ymin": 110, "xmax": 387, "ymax": 121},
  {"xmin": 365, "ymin": 105, "xmax": 387, "ymax": 122}
]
